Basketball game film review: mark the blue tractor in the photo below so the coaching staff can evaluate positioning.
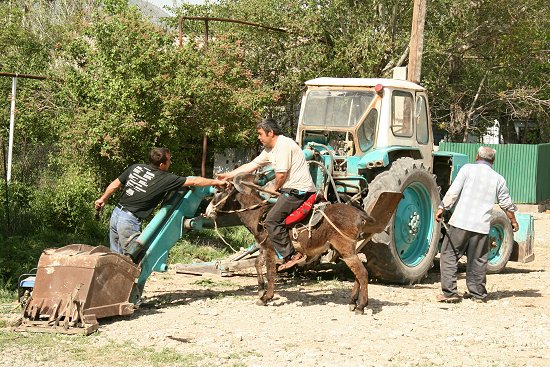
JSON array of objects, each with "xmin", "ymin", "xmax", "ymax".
[{"xmin": 295, "ymin": 77, "xmax": 534, "ymax": 283}]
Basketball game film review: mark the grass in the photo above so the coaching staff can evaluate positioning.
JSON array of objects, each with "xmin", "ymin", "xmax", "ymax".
[
  {"xmin": 193, "ymin": 278, "xmax": 237, "ymax": 288},
  {"xmin": 0, "ymin": 279, "xmax": 17, "ymax": 304},
  {"xmin": 0, "ymin": 330, "xmax": 208, "ymax": 366},
  {"xmin": 168, "ymin": 226, "xmax": 255, "ymax": 265}
]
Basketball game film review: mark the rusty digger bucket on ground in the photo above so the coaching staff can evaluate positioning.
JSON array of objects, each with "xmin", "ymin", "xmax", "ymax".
[{"xmin": 16, "ymin": 244, "xmax": 140, "ymax": 335}]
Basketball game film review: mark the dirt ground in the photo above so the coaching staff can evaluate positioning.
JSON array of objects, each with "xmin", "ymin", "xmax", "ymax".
[{"xmin": 2, "ymin": 212, "xmax": 550, "ymax": 367}]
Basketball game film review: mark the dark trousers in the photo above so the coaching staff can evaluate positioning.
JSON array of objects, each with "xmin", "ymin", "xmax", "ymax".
[
  {"xmin": 264, "ymin": 192, "xmax": 305, "ymax": 258},
  {"xmin": 440, "ymin": 225, "xmax": 489, "ymax": 299}
]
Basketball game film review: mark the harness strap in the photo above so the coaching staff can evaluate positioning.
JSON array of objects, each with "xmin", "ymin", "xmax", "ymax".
[
  {"xmin": 291, "ymin": 224, "xmax": 310, "ymax": 240},
  {"xmin": 319, "ymin": 210, "xmax": 357, "ymax": 243}
]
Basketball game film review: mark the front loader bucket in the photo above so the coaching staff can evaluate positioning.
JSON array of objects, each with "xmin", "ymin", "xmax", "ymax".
[{"xmin": 17, "ymin": 244, "xmax": 140, "ymax": 335}]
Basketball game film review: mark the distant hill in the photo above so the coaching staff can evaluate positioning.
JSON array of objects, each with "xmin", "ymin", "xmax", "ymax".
[{"xmin": 129, "ymin": 0, "xmax": 172, "ymax": 25}]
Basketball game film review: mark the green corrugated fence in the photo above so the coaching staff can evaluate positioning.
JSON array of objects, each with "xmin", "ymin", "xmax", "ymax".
[{"xmin": 438, "ymin": 142, "xmax": 550, "ymax": 204}]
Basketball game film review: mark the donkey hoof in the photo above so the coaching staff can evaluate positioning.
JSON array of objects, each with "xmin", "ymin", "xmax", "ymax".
[
  {"xmin": 354, "ymin": 308, "xmax": 365, "ymax": 315},
  {"xmin": 256, "ymin": 299, "xmax": 267, "ymax": 306},
  {"xmin": 348, "ymin": 303, "xmax": 357, "ymax": 312}
]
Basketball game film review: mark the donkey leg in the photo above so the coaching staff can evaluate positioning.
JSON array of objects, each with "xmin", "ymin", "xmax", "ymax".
[
  {"xmin": 348, "ymin": 280, "xmax": 360, "ymax": 311},
  {"xmin": 258, "ymin": 248, "xmax": 277, "ymax": 306},
  {"xmin": 342, "ymin": 255, "xmax": 369, "ymax": 315},
  {"xmin": 255, "ymin": 249, "xmax": 266, "ymax": 296}
]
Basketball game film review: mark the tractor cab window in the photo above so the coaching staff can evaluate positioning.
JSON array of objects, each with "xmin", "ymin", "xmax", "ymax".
[
  {"xmin": 302, "ymin": 90, "xmax": 375, "ymax": 127},
  {"xmin": 416, "ymin": 95, "xmax": 429, "ymax": 144},
  {"xmin": 391, "ymin": 91, "xmax": 413, "ymax": 137},
  {"xmin": 357, "ymin": 108, "xmax": 377, "ymax": 152}
]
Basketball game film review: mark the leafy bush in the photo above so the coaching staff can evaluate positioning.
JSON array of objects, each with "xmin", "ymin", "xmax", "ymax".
[
  {"xmin": 0, "ymin": 181, "xmax": 34, "ymax": 235},
  {"xmin": 32, "ymin": 166, "xmax": 103, "ymax": 235},
  {"xmin": 0, "ymin": 168, "xmax": 108, "ymax": 289}
]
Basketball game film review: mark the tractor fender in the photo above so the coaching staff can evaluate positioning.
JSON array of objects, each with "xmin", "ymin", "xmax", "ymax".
[
  {"xmin": 357, "ymin": 146, "xmax": 421, "ymax": 170},
  {"xmin": 432, "ymin": 150, "xmax": 468, "ymax": 182}
]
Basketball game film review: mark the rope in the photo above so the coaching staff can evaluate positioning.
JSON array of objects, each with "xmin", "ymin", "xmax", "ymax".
[
  {"xmin": 216, "ymin": 199, "xmax": 270, "ymax": 214},
  {"xmin": 319, "ymin": 210, "xmax": 357, "ymax": 243},
  {"xmin": 210, "ymin": 182, "xmax": 270, "ymax": 214},
  {"xmin": 212, "ymin": 218, "xmax": 268, "ymax": 253},
  {"xmin": 212, "ymin": 218, "xmax": 238, "ymax": 253},
  {"xmin": 209, "ymin": 186, "xmax": 235, "ymax": 210}
]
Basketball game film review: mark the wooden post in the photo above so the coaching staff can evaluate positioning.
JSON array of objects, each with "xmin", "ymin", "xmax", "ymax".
[{"xmin": 407, "ymin": 0, "xmax": 427, "ymax": 84}]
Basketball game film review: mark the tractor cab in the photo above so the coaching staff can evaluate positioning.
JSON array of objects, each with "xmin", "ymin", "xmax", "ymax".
[{"xmin": 297, "ymin": 78, "xmax": 434, "ymax": 173}]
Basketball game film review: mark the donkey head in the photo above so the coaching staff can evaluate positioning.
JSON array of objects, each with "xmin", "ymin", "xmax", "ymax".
[
  {"xmin": 205, "ymin": 173, "xmax": 258, "ymax": 219},
  {"xmin": 205, "ymin": 184, "xmax": 237, "ymax": 219}
]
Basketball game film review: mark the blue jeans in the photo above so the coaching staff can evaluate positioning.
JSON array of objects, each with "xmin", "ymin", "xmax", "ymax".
[{"xmin": 109, "ymin": 206, "xmax": 142, "ymax": 254}]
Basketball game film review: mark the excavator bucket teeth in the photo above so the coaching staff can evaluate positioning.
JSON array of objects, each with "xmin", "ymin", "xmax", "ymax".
[{"xmin": 17, "ymin": 244, "xmax": 140, "ymax": 335}]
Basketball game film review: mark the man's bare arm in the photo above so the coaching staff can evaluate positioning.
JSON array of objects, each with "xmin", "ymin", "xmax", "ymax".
[
  {"xmin": 95, "ymin": 178, "xmax": 122, "ymax": 210},
  {"xmin": 184, "ymin": 177, "xmax": 227, "ymax": 188},
  {"xmin": 216, "ymin": 162, "xmax": 260, "ymax": 181},
  {"xmin": 272, "ymin": 171, "xmax": 288, "ymax": 191}
]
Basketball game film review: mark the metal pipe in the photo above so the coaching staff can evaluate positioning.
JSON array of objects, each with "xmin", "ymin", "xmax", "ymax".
[
  {"xmin": 0, "ymin": 72, "xmax": 46, "ymax": 80},
  {"xmin": 178, "ymin": 16, "xmax": 183, "ymax": 47},
  {"xmin": 0, "ymin": 72, "xmax": 46, "ymax": 182},
  {"xmin": 7, "ymin": 76, "xmax": 16, "ymax": 182}
]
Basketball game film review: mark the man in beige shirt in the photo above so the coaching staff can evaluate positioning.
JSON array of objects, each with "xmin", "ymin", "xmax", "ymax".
[{"xmin": 218, "ymin": 118, "xmax": 316, "ymax": 271}]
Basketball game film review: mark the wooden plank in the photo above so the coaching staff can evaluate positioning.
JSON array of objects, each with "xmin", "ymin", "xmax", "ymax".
[{"xmin": 14, "ymin": 321, "xmax": 98, "ymax": 335}]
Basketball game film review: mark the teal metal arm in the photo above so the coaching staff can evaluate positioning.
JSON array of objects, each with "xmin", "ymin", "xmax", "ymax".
[{"xmin": 134, "ymin": 184, "xmax": 216, "ymax": 292}]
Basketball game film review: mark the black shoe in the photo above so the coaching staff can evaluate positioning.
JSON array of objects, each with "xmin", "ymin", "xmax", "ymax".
[
  {"xmin": 463, "ymin": 292, "xmax": 487, "ymax": 303},
  {"xmin": 436, "ymin": 293, "xmax": 461, "ymax": 303}
]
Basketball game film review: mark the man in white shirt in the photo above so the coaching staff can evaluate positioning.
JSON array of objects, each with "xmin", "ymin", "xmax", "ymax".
[
  {"xmin": 217, "ymin": 118, "xmax": 316, "ymax": 271},
  {"xmin": 434, "ymin": 146, "xmax": 519, "ymax": 303}
]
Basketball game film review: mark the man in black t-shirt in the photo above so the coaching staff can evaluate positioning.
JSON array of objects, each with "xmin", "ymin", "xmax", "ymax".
[{"xmin": 95, "ymin": 147, "xmax": 225, "ymax": 256}]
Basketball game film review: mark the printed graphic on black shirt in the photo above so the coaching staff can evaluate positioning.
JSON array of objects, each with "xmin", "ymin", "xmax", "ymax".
[
  {"xmin": 125, "ymin": 166, "xmax": 155, "ymax": 196},
  {"xmin": 118, "ymin": 164, "xmax": 186, "ymax": 219}
]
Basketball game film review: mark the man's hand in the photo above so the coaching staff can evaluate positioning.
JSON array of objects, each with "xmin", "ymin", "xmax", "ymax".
[
  {"xmin": 505, "ymin": 210, "xmax": 519, "ymax": 232},
  {"xmin": 94, "ymin": 198, "xmax": 106, "ymax": 210},
  {"xmin": 216, "ymin": 172, "xmax": 232, "ymax": 181},
  {"xmin": 434, "ymin": 208, "xmax": 444, "ymax": 222},
  {"xmin": 212, "ymin": 179, "xmax": 228, "ymax": 188}
]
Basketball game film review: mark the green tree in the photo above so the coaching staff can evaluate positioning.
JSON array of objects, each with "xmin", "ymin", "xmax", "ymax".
[
  {"xmin": 53, "ymin": 5, "xmax": 274, "ymax": 184},
  {"xmin": 423, "ymin": 0, "xmax": 549, "ymax": 142}
]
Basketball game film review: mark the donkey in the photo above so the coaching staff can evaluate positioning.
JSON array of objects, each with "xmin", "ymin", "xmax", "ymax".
[{"xmin": 206, "ymin": 173, "xmax": 401, "ymax": 314}]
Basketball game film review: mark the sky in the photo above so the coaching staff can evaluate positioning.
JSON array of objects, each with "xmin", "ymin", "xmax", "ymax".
[
  {"xmin": 148, "ymin": 0, "xmax": 204, "ymax": 9},
  {"xmin": 141, "ymin": 0, "xmax": 205, "ymax": 16}
]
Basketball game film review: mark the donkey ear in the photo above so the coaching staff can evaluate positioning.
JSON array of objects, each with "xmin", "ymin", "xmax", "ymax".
[{"xmin": 233, "ymin": 173, "xmax": 254, "ymax": 194}]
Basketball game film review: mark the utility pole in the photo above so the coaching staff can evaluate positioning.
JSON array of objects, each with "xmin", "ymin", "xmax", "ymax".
[{"xmin": 407, "ymin": 0, "xmax": 427, "ymax": 83}]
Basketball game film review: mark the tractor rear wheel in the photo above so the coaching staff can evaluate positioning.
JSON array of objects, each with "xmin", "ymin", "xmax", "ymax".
[
  {"xmin": 487, "ymin": 210, "xmax": 514, "ymax": 274},
  {"xmin": 362, "ymin": 158, "xmax": 440, "ymax": 284}
]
